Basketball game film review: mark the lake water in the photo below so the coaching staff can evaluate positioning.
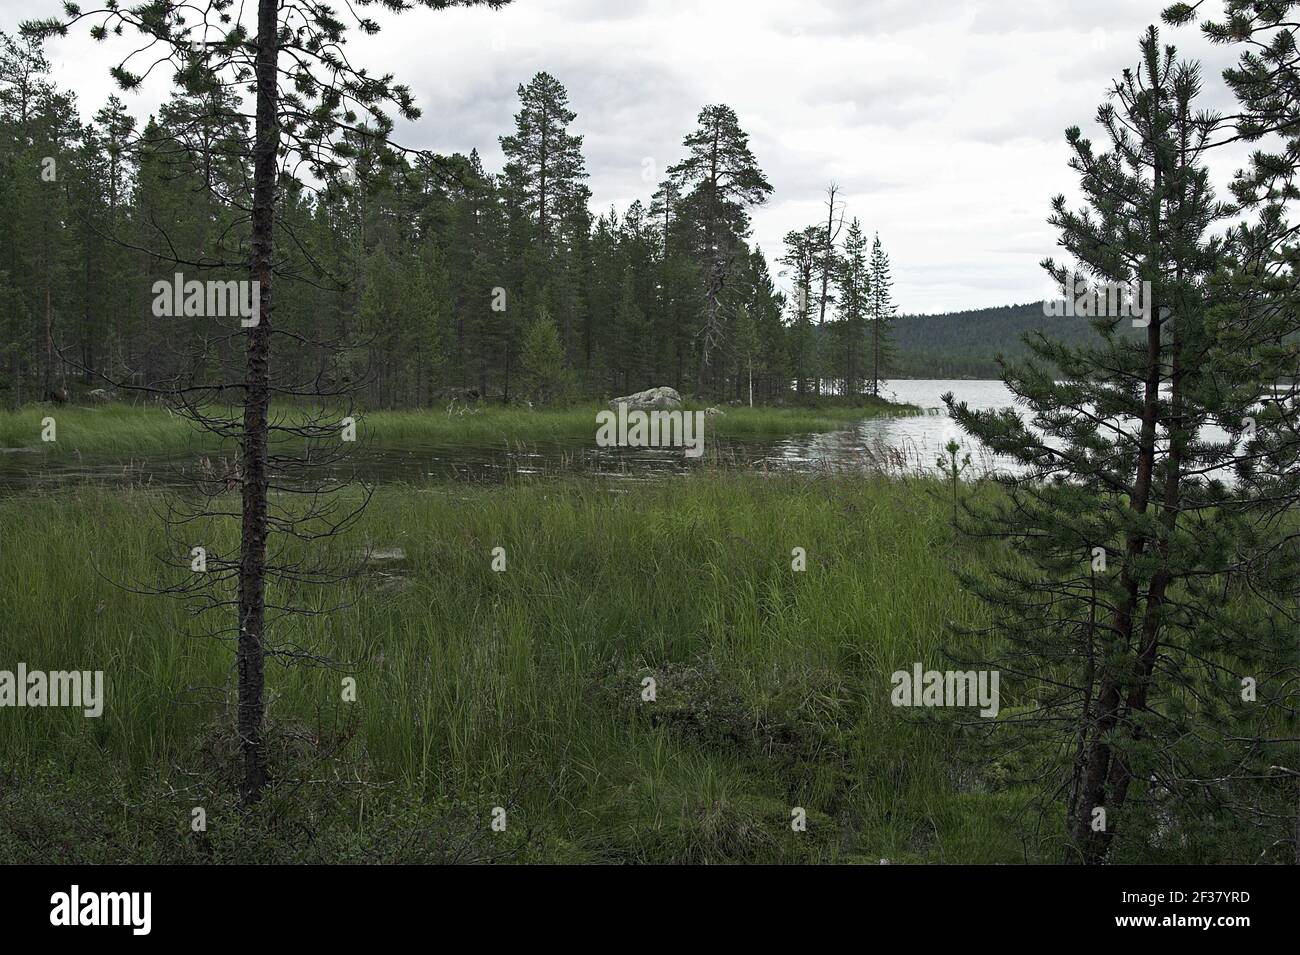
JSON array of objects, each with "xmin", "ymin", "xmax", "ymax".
[
  {"xmin": 856, "ymin": 378, "xmax": 1014, "ymax": 468},
  {"xmin": 0, "ymin": 379, "xmax": 1017, "ymax": 492}
]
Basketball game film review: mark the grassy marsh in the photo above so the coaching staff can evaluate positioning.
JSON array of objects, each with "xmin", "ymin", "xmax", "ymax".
[{"xmin": 0, "ymin": 472, "xmax": 1030, "ymax": 864}]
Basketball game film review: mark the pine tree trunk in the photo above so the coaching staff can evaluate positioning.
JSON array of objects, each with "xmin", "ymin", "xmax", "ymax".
[
  {"xmin": 814, "ymin": 198, "xmax": 834, "ymax": 398},
  {"xmin": 1108, "ymin": 270, "xmax": 1190, "ymax": 820},
  {"xmin": 1073, "ymin": 157, "xmax": 1164, "ymax": 862},
  {"xmin": 696, "ymin": 257, "xmax": 721, "ymax": 397},
  {"xmin": 44, "ymin": 287, "xmax": 54, "ymax": 399},
  {"xmin": 237, "ymin": 0, "xmax": 279, "ymax": 805},
  {"xmin": 872, "ymin": 315, "xmax": 880, "ymax": 398}
]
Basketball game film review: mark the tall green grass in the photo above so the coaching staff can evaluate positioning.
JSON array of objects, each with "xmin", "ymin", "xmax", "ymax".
[
  {"xmin": 0, "ymin": 473, "xmax": 1032, "ymax": 863},
  {"xmin": 0, "ymin": 403, "xmax": 214, "ymax": 456}
]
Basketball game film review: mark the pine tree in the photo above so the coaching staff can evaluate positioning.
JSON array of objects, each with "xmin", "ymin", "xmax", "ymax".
[
  {"xmin": 520, "ymin": 307, "xmax": 572, "ymax": 405},
  {"xmin": 667, "ymin": 104, "xmax": 771, "ymax": 397},
  {"xmin": 611, "ymin": 273, "xmax": 646, "ymax": 392},
  {"xmin": 779, "ymin": 226, "xmax": 818, "ymax": 396},
  {"xmin": 833, "ymin": 218, "xmax": 870, "ymax": 396},
  {"xmin": 1164, "ymin": 0, "xmax": 1300, "ymax": 862},
  {"xmin": 410, "ymin": 240, "xmax": 451, "ymax": 406},
  {"xmin": 946, "ymin": 27, "xmax": 1296, "ymax": 863},
  {"xmin": 746, "ymin": 249, "xmax": 787, "ymax": 403},
  {"xmin": 867, "ymin": 233, "xmax": 896, "ymax": 397},
  {"xmin": 649, "ymin": 176, "xmax": 681, "ymax": 257},
  {"xmin": 500, "ymin": 72, "xmax": 590, "ymax": 249}
]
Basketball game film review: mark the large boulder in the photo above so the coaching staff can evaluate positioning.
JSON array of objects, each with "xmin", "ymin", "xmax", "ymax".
[{"xmin": 608, "ymin": 386, "xmax": 682, "ymax": 411}]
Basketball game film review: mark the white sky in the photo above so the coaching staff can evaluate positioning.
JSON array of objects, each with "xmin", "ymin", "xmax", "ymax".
[{"xmin": 0, "ymin": 0, "xmax": 1251, "ymax": 313}]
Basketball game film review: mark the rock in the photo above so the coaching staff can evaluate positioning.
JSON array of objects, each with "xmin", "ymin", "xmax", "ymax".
[
  {"xmin": 87, "ymin": 388, "xmax": 117, "ymax": 402},
  {"xmin": 608, "ymin": 386, "xmax": 682, "ymax": 411},
  {"xmin": 704, "ymin": 406, "xmax": 725, "ymax": 417}
]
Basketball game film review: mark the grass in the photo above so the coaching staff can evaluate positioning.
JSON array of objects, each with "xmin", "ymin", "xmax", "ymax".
[
  {"xmin": 0, "ymin": 403, "xmax": 213, "ymax": 456},
  {"xmin": 0, "ymin": 471, "xmax": 1035, "ymax": 864},
  {"xmin": 0, "ymin": 396, "xmax": 917, "ymax": 458}
]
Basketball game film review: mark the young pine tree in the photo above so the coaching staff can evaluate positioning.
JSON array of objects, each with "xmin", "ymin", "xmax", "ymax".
[
  {"xmin": 519, "ymin": 308, "xmax": 572, "ymax": 406},
  {"xmin": 946, "ymin": 27, "xmax": 1297, "ymax": 863}
]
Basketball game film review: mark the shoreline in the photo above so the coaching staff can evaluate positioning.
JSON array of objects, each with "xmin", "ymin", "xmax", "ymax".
[{"xmin": 0, "ymin": 398, "xmax": 921, "ymax": 457}]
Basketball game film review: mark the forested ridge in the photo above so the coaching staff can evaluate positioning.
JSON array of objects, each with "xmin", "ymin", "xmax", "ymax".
[
  {"xmin": 0, "ymin": 34, "xmax": 905, "ymax": 408},
  {"xmin": 888, "ymin": 302, "xmax": 1144, "ymax": 379}
]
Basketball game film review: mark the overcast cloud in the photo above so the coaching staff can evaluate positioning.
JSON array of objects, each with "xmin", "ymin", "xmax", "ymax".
[{"xmin": 0, "ymin": 0, "xmax": 1252, "ymax": 313}]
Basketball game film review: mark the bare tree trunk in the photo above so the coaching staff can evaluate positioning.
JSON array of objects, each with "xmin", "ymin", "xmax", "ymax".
[{"xmin": 237, "ymin": 0, "xmax": 279, "ymax": 805}]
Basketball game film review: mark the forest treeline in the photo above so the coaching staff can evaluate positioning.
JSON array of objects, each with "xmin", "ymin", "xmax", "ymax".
[
  {"xmin": 0, "ymin": 34, "xmax": 901, "ymax": 409},
  {"xmin": 888, "ymin": 302, "xmax": 1145, "ymax": 379}
]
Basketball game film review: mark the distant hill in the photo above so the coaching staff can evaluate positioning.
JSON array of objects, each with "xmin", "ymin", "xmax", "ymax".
[{"xmin": 890, "ymin": 301, "xmax": 1136, "ymax": 379}]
